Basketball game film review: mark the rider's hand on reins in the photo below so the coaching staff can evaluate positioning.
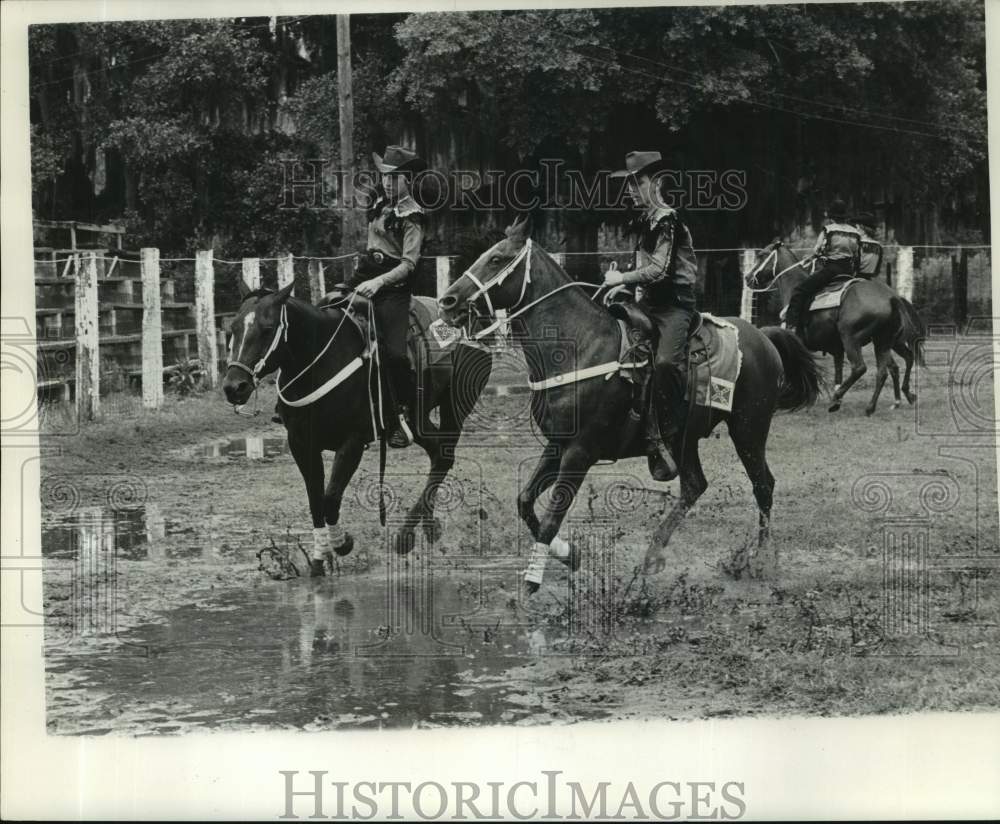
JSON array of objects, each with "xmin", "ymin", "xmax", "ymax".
[
  {"xmin": 355, "ymin": 278, "xmax": 383, "ymax": 298},
  {"xmin": 603, "ymin": 265, "xmax": 625, "ymax": 287}
]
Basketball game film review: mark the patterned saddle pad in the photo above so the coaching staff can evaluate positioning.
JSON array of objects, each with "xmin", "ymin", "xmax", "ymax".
[{"xmin": 686, "ymin": 314, "xmax": 742, "ymax": 413}]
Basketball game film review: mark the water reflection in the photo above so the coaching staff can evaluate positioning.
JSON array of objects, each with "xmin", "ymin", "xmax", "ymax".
[
  {"xmin": 197, "ymin": 436, "xmax": 287, "ymax": 459},
  {"xmin": 45, "ymin": 572, "xmax": 587, "ymax": 733},
  {"xmin": 41, "ymin": 503, "xmax": 199, "ymax": 561}
]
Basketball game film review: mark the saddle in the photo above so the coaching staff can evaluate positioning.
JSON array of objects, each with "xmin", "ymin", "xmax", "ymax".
[
  {"xmin": 316, "ymin": 286, "xmax": 457, "ymax": 377},
  {"xmin": 605, "ymin": 292, "xmax": 703, "ymax": 347}
]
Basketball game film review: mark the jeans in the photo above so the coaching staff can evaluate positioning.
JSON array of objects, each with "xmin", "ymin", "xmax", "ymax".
[
  {"xmin": 641, "ymin": 301, "xmax": 696, "ymax": 440},
  {"xmin": 786, "ymin": 257, "xmax": 854, "ymax": 330}
]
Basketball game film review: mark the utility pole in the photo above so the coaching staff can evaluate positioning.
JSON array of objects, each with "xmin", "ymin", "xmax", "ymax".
[{"xmin": 336, "ymin": 14, "xmax": 359, "ymax": 251}]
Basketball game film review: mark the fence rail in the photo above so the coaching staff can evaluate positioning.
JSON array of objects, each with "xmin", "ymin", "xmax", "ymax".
[{"xmin": 33, "ymin": 243, "xmax": 991, "ymax": 420}]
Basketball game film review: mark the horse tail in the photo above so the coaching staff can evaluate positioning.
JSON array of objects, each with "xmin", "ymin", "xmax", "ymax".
[
  {"xmin": 892, "ymin": 296, "xmax": 927, "ymax": 367},
  {"xmin": 761, "ymin": 327, "xmax": 824, "ymax": 412}
]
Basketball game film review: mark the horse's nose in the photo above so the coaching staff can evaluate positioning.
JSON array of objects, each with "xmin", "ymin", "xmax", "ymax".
[
  {"xmin": 438, "ymin": 293, "xmax": 458, "ymax": 312},
  {"xmin": 223, "ymin": 377, "xmax": 250, "ymax": 403}
]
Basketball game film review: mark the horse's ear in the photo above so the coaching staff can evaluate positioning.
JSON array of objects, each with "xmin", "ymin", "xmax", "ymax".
[
  {"xmin": 238, "ymin": 278, "xmax": 251, "ymax": 301},
  {"xmin": 275, "ymin": 282, "xmax": 295, "ymax": 303},
  {"xmin": 505, "ymin": 213, "xmax": 533, "ymax": 243}
]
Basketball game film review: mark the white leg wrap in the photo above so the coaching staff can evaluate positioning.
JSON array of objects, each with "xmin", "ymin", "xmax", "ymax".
[
  {"xmin": 549, "ymin": 534, "xmax": 570, "ymax": 560},
  {"xmin": 328, "ymin": 523, "xmax": 347, "ymax": 548},
  {"xmin": 524, "ymin": 542, "xmax": 549, "ymax": 585},
  {"xmin": 312, "ymin": 527, "xmax": 331, "ymax": 561}
]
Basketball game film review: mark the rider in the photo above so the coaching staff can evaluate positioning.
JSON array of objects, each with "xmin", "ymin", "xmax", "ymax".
[
  {"xmin": 784, "ymin": 199, "xmax": 861, "ymax": 337},
  {"xmin": 853, "ymin": 211, "xmax": 884, "ymax": 279},
  {"xmin": 604, "ymin": 150, "xmax": 698, "ymax": 482},
  {"xmin": 347, "ymin": 145, "xmax": 429, "ymax": 448}
]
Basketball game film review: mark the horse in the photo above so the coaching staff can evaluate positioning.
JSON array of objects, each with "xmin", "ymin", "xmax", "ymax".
[
  {"xmin": 222, "ymin": 281, "xmax": 492, "ymax": 575},
  {"xmin": 437, "ymin": 216, "xmax": 822, "ymax": 592},
  {"xmin": 746, "ymin": 240, "xmax": 926, "ymax": 415}
]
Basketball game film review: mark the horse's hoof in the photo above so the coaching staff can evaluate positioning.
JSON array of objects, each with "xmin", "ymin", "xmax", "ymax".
[
  {"xmin": 891, "ymin": 401, "xmax": 901, "ymax": 410},
  {"xmin": 523, "ymin": 579, "xmax": 540, "ymax": 597},
  {"xmin": 333, "ymin": 533, "xmax": 354, "ymax": 557},
  {"xmin": 422, "ymin": 516, "xmax": 443, "ymax": 544},
  {"xmin": 906, "ymin": 392, "xmax": 917, "ymax": 405},
  {"xmin": 309, "ymin": 559, "xmax": 326, "ymax": 577},
  {"xmin": 865, "ymin": 406, "xmax": 876, "ymax": 417},
  {"xmin": 828, "ymin": 401, "xmax": 841, "ymax": 413}
]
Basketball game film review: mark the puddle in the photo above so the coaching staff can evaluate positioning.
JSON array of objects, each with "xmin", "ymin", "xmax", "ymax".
[
  {"xmin": 195, "ymin": 436, "xmax": 288, "ymax": 460},
  {"xmin": 41, "ymin": 504, "xmax": 200, "ymax": 560},
  {"xmin": 45, "ymin": 573, "xmax": 606, "ymax": 734}
]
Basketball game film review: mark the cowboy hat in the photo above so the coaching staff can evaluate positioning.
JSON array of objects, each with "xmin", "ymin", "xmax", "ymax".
[
  {"xmin": 372, "ymin": 145, "xmax": 427, "ymax": 175},
  {"xmin": 851, "ymin": 211, "xmax": 877, "ymax": 229},
  {"xmin": 611, "ymin": 150, "xmax": 666, "ymax": 179}
]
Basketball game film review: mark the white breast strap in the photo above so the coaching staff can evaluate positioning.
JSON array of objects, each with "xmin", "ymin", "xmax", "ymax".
[
  {"xmin": 526, "ymin": 320, "xmax": 648, "ymax": 391},
  {"xmin": 276, "ymin": 356, "xmax": 364, "ymax": 407}
]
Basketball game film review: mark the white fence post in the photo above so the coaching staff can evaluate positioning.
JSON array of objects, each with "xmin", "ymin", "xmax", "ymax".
[
  {"xmin": 739, "ymin": 248, "xmax": 756, "ymax": 323},
  {"xmin": 141, "ymin": 247, "xmax": 164, "ymax": 409},
  {"xmin": 195, "ymin": 250, "xmax": 219, "ymax": 389},
  {"xmin": 278, "ymin": 252, "xmax": 295, "ymax": 293},
  {"xmin": 435, "ymin": 256, "xmax": 451, "ymax": 299},
  {"xmin": 75, "ymin": 252, "xmax": 100, "ymax": 420},
  {"xmin": 242, "ymin": 257, "xmax": 261, "ymax": 291},
  {"xmin": 308, "ymin": 259, "xmax": 326, "ymax": 303},
  {"xmin": 896, "ymin": 246, "xmax": 914, "ymax": 301}
]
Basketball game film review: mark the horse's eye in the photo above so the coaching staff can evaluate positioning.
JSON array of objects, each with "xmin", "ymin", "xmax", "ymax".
[{"xmin": 490, "ymin": 255, "xmax": 501, "ymax": 264}]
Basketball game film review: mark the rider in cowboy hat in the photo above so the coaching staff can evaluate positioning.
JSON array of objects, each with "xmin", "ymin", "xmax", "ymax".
[
  {"xmin": 346, "ymin": 145, "xmax": 430, "ymax": 448},
  {"xmin": 784, "ymin": 198, "xmax": 861, "ymax": 337},
  {"xmin": 604, "ymin": 150, "xmax": 698, "ymax": 482}
]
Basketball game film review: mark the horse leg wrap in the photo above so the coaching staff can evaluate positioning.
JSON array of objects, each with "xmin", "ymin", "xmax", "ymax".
[
  {"xmin": 549, "ymin": 535, "xmax": 570, "ymax": 561},
  {"xmin": 328, "ymin": 523, "xmax": 347, "ymax": 549},
  {"xmin": 312, "ymin": 527, "xmax": 331, "ymax": 561},
  {"xmin": 524, "ymin": 542, "xmax": 550, "ymax": 585}
]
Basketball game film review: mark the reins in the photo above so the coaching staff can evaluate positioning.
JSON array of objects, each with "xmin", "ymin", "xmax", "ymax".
[{"xmin": 744, "ymin": 245, "xmax": 816, "ymax": 293}]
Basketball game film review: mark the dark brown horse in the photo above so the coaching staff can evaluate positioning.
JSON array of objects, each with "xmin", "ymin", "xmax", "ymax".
[
  {"xmin": 746, "ymin": 240, "xmax": 926, "ymax": 415},
  {"xmin": 222, "ymin": 282, "xmax": 492, "ymax": 574},
  {"xmin": 438, "ymin": 217, "xmax": 822, "ymax": 591}
]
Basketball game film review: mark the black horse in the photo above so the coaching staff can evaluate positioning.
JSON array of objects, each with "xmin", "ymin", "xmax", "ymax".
[
  {"xmin": 222, "ymin": 281, "xmax": 492, "ymax": 574},
  {"xmin": 439, "ymin": 217, "xmax": 823, "ymax": 590}
]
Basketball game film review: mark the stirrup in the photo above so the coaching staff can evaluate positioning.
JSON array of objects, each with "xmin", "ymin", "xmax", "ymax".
[{"xmin": 387, "ymin": 414, "xmax": 413, "ymax": 449}]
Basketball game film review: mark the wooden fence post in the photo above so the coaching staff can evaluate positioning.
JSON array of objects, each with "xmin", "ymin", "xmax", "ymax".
[
  {"xmin": 195, "ymin": 250, "xmax": 219, "ymax": 389},
  {"xmin": 435, "ymin": 256, "xmax": 451, "ymax": 298},
  {"xmin": 953, "ymin": 247, "xmax": 969, "ymax": 328},
  {"xmin": 739, "ymin": 248, "xmax": 756, "ymax": 323},
  {"xmin": 308, "ymin": 259, "xmax": 326, "ymax": 303},
  {"xmin": 141, "ymin": 247, "xmax": 164, "ymax": 409},
  {"xmin": 278, "ymin": 252, "xmax": 295, "ymax": 293},
  {"xmin": 75, "ymin": 252, "xmax": 100, "ymax": 420},
  {"xmin": 896, "ymin": 246, "xmax": 914, "ymax": 301},
  {"xmin": 242, "ymin": 257, "xmax": 261, "ymax": 291}
]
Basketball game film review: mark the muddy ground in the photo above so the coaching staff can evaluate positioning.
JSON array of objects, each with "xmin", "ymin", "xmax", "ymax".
[{"xmin": 40, "ymin": 335, "xmax": 999, "ymax": 733}]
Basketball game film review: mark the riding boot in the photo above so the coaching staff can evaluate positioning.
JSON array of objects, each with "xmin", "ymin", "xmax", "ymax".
[
  {"xmin": 385, "ymin": 359, "xmax": 415, "ymax": 449},
  {"xmin": 272, "ymin": 402, "xmax": 284, "ymax": 425},
  {"xmin": 644, "ymin": 376, "xmax": 679, "ymax": 482}
]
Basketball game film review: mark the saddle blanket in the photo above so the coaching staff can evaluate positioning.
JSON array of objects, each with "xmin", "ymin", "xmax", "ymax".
[
  {"xmin": 779, "ymin": 277, "xmax": 863, "ymax": 319},
  {"xmin": 686, "ymin": 313, "xmax": 742, "ymax": 413}
]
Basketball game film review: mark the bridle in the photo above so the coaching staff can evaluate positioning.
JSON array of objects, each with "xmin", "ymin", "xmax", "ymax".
[
  {"xmin": 744, "ymin": 241, "xmax": 816, "ymax": 292},
  {"xmin": 454, "ymin": 239, "xmax": 601, "ymax": 341},
  {"xmin": 226, "ymin": 294, "xmax": 363, "ymax": 407},
  {"xmin": 226, "ymin": 302, "xmax": 289, "ymax": 388}
]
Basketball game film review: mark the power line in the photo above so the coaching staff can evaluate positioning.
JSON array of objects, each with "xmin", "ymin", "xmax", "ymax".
[
  {"xmin": 547, "ymin": 18, "xmax": 984, "ymax": 138},
  {"xmin": 574, "ymin": 50, "xmax": 974, "ymax": 144}
]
